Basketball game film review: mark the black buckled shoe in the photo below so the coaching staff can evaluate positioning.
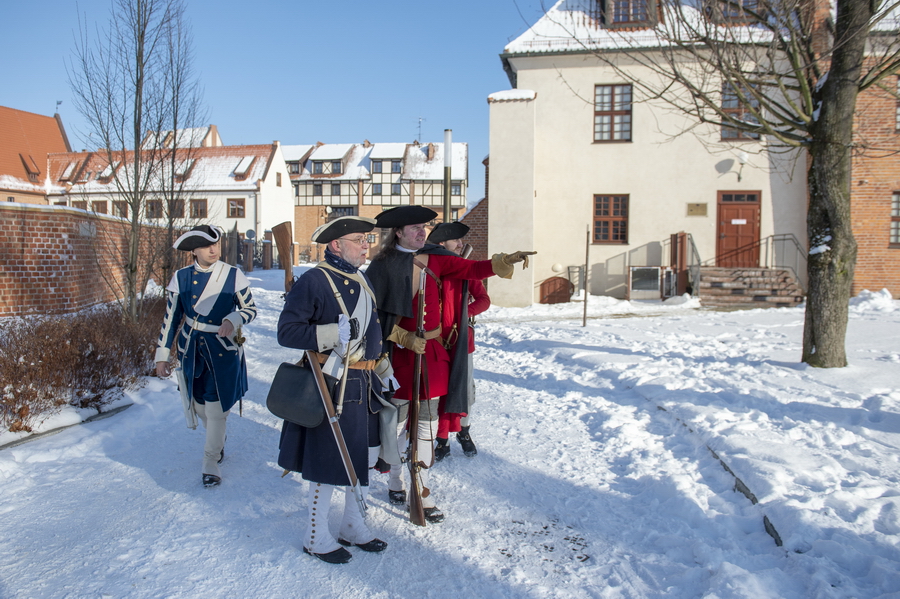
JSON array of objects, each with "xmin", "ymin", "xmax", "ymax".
[
  {"xmin": 434, "ymin": 438, "xmax": 450, "ymax": 462},
  {"xmin": 423, "ymin": 507, "xmax": 445, "ymax": 523},
  {"xmin": 373, "ymin": 457, "xmax": 391, "ymax": 474},
  {"xmin": 303, "ymin": 546, "xmax": 352, "ymax": 564},
  {"xmin": 456, "ymin": 426, "xmax": 477, "ymax": 457},
  {"xmin": 338, "ymin": 538, "xmax": 388, "ymax": 552},
  {"xmin": 202, "ymin": 474, "xmax": 221, "ymax": 487},
  {"xmin": 388, "ymin": 490, "xmax": 407, "ymax": 505}
]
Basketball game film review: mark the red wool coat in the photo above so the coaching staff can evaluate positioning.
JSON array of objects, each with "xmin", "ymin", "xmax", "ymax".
[{"xmin": 391, "ymin": 254, "xmax": 495, "ymax": 401}]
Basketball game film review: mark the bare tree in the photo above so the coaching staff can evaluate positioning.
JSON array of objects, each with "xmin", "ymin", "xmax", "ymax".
[
  {"xmin": 68, "ymin": 0, "xmax": 205, "ymax": 320},
  {"xmin": 534, "ymin": 0, "xmax": 900, "ymax": 367}
]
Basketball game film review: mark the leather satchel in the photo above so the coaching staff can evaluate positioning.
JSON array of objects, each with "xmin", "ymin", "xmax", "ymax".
[{"xmin": 266, "ymin": 360, "xmax": 336, "ymax": 428}]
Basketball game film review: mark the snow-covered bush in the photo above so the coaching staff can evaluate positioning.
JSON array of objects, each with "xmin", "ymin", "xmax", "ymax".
[{"xmin": 0, "ymin": 298, "xmax": 166, "ymax": 432}]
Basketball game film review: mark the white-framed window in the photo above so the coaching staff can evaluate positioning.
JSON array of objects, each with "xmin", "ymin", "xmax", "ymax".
[{"xmin": 594, "ymin": 84, "xmax": 632, "ymax": 142}]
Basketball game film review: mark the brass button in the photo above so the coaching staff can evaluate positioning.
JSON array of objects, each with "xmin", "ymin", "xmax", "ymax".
[{"xmin": 350, "ymin": 289, "xmax": 355, "ymax": 294}]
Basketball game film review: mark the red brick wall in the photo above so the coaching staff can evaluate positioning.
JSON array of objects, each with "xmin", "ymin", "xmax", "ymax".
[
  {"xmin": 0, "ymin": 204, "xmax": 172, "ymax": 316},
  {"xmin": 460, "ymin": 197, "xmax": 489, "ymax": 261},
  {"xmin": 851, "ymin": 72, "xmax": 900, "ymax": 296}
]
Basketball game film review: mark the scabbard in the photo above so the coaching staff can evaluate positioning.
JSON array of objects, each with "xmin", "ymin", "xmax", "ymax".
[{"xmin": 173, "ymin": 367, "xmax": 198, "ymax": 429}]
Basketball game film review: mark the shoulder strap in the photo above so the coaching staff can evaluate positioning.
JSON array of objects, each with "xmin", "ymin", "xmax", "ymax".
[
  {"xmin": 315, "ymin": 265, "xmax": 350, "ymax": 317},
  {"xmin": 317, "ymin": 262, "xmax": 376, "ymax": 303},
  {"xmin": 413, "ymin": 257, "xmax": 441, "ymax": 292}
]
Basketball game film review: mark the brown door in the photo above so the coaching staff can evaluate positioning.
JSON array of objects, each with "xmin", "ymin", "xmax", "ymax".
[
  {"xmin": 540, "ymin": 276, "xmax": 575, "ymax": 304},
  {"xmin": 716, "ymin": 191, "xmax": 761, "ymax": 267}
]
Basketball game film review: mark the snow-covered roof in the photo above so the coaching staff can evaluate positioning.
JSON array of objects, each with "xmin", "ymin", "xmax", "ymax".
[
  {"xmin": 141, "ymin": 126, "xmax": 216, "ymax": 150},
  {"xmin": 488, "ymin": 90, "xmax": 537, "ymax": 102},
  {"xmin": 281, "ymin": 144, "xmax": 313, "ymax": 161},
  {"xmin": 45, "ymin": 144, "xmax": 277, "ymax": 196},
  {"xmin": 503, "ymin": 0, "xmax": 779, "ymax": 55},
  {"xmin": 404, "ymin": 142, "xmax": 468, "ymax": 180},
  {"xmin": 290, "ymin": 141, "xmax": 468, "ymax": 182},
  {"xmin": 368, "ymin": 143, "xmax": 408, "ymax": 160},
  {"xmin": 308, "ymin": 144, "xmax": 353, "ymax": 161}
]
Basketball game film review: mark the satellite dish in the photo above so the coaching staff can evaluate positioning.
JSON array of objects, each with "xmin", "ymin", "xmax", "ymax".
[{"xmin": 245, "ymin": 229, "xmax": 256, "ymax": 240}]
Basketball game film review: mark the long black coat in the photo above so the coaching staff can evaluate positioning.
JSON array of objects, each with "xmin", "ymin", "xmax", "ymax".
[{"xmin": 276, "ymin": 265, "xmax": 384, "ymax": 487}]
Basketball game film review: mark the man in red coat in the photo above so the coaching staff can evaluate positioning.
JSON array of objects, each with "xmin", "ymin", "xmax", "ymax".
[
  {"xmin": 366, "ymin": 206, "xmax": 533, "ymax": 523},
  {"xmin": 424, "ymin": 222, "xmax": 491, "ymax": 461}
]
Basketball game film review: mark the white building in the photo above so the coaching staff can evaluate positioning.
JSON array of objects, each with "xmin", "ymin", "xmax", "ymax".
[{"xmin": 486, "ymin": 0, "xmax": 809, "ymax": 307}]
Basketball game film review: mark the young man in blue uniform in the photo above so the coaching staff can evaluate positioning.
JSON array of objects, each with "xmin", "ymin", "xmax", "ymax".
[
  {"xmin": 155, "ymin": 225, "xmax": 257, "ymax": 488},
  {"xmin": 276, "ymin": 216, "xmax": 398, "ymax": 564}
]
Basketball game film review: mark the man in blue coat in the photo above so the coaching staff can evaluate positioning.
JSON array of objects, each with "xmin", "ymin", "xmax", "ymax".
[
  {"xmin": 276, "ymin": 216, "xmax": 398, "ymax": 564},
  {"xmin": 155, "ymin": 225, "xmax": 257, "ymax": 488}
]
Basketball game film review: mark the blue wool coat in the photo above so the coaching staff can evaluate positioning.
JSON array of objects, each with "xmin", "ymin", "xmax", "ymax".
[
  {"xmin": 276, "ymin": 265, "xmax": 384, "ymax": 487},
  {"xmin": 156, "ymin": 262, "xmax": 257, "ymax": 412}
]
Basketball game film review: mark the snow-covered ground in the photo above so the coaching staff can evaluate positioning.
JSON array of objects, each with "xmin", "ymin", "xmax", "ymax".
[{"xmin": 1, "ymin": 267, "xmax": 898, "ymax": 599}]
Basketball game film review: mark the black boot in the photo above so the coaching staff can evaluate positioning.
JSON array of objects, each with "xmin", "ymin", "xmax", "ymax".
[
  {"xmin": 434, "ymin": 438, "xmax": 450, "ymax": 462},
  {"xmin": 456, "ymin": 426, "xmax": 477, "ymax": 457}
]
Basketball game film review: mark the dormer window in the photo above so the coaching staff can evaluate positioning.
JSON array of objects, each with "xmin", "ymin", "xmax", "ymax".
[
  {"xmin": 59, "ymin": 161, "xmax": 80, "ymax": 182},
  {"xmin": 332, "ymin": 161, "xmax": 342, "ymax": 175},
  {"xmin": 597, "ymin": 0, "xmax": 658, "ymax": 28},
  {"xmin": 20, "ymin": 154, "xmax": 41, "ymax": 182},
  {"xmin": 175, "ymin": 159, "xmax": 195, "ymax": 182},
  {"xmin": 313, "ymin": 161, "xmax": 324, "ymax": 174},
  {"xmin": 233, "ymin": 156, "xmax": 255, "ymax": 180},
  {"xmin": 704, "ymin": 0, "xmax": 762, "ymax": 24},
  {"xmin": 97, "ymin": 161, "xmax": 120, "ymax": 181}
]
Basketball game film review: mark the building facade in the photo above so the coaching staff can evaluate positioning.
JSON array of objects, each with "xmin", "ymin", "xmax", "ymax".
[
  {"xmin": 45, "ymin": 141, "xmax": 294, "ymax": 253},
  {"xmin": 485, "ymin": 0, "xmax": 899, "ymax": 307},
  {"xmin": 283, "ymin": 140, "xmax": 468, "ymax": 260}
]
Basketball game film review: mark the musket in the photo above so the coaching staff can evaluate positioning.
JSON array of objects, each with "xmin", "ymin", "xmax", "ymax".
[
  {"xmin": 407, "ymin": 266, "xmax": 428, "ymax": 527},
  {"xmin": 305, "ymin": 349, "xmax": 367, "ymax": 519}
]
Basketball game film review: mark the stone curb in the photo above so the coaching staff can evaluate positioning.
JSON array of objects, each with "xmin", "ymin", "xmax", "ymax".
[{"xmin": 0, "ymin": 403, "xmax": 134, "ymax": 452}]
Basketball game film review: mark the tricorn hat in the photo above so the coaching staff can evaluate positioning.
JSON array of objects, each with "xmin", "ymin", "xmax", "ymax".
[
  {"xmin": 173, "ymin": 225, "xmax": 222, "ymax": 251},
  {"xmin": 312, "ymin": 216, "xmax": 377, "ymax": 244},
  {"xmin": 374, "ymin": 206, "xmax": 437, "ymax": 229},
  {"xmin": 427, "ymin": 222, "xmax": 470, "ymax": 244}
]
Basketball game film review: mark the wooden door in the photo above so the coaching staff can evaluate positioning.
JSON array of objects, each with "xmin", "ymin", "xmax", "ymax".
[{"xmin": 716, "ymin": 191, "xmax": 761, "ymax": 267}]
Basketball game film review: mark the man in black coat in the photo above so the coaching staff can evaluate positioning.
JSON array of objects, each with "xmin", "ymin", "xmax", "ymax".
[{"xmin": 276, "ymin": 216, "xmax": 399, "ymax": 564}]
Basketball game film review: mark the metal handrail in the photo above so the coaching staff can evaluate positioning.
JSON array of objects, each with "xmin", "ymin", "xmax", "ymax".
[
  {"xmin": 701, "ymin": 234, "xmax": 807, "ymax": 290},
  {"xmin": 686, "ymin": 233, "xmax": 702, "ymax": 297}
]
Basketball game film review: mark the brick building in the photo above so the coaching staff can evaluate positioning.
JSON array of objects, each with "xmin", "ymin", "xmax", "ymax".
[
  {"xmin": 850, "ymin": 74, "xmax": 900, "ymax": 295},
  {"xmin": 0, "ymin": 106, "xmax": 72, "ymax": 205}
]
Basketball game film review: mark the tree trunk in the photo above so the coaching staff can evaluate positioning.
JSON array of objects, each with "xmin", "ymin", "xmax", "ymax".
[{"xmin": 801, "ymin": 0, "xmax": 871, "ymax": 367}]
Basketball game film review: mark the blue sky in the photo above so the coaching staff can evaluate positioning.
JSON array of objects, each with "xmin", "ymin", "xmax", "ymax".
[{"xmin": 0, "ymin": 0, "xmax": 549, "ymax": 204}]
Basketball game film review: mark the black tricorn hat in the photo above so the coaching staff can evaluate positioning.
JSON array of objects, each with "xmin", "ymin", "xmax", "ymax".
[
  {"xmin": 427, "ymin": 222, "xmax": 470, "ymax": 244},
  {"xmin": 374, "ymin": 205, "xmax": 437, "ymax": 229},
  {"xmin": 312, "ymin": 216, "xmax": 377, "ymax": 244},
  {"xmin": 173, "ymin": 225, "xmax": 222, "ymax": 251}
]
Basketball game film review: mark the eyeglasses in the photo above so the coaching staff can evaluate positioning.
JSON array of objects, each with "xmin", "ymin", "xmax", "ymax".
[{"xmin": 339, "ymin": 236, "xmax": 369, "ymax": 246}]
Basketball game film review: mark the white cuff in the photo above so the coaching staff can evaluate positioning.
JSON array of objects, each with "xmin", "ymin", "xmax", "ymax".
[
  {"xmin": 154, "ymin": 347, "xmax": 171, "ymax": 363},
  {"xmin": 316, "ymin": 323, "xmax": 340, "ymax": 351},
  {"xmin": 224, "ymin": 312, "xmax": 243, "ymax": 331}
]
